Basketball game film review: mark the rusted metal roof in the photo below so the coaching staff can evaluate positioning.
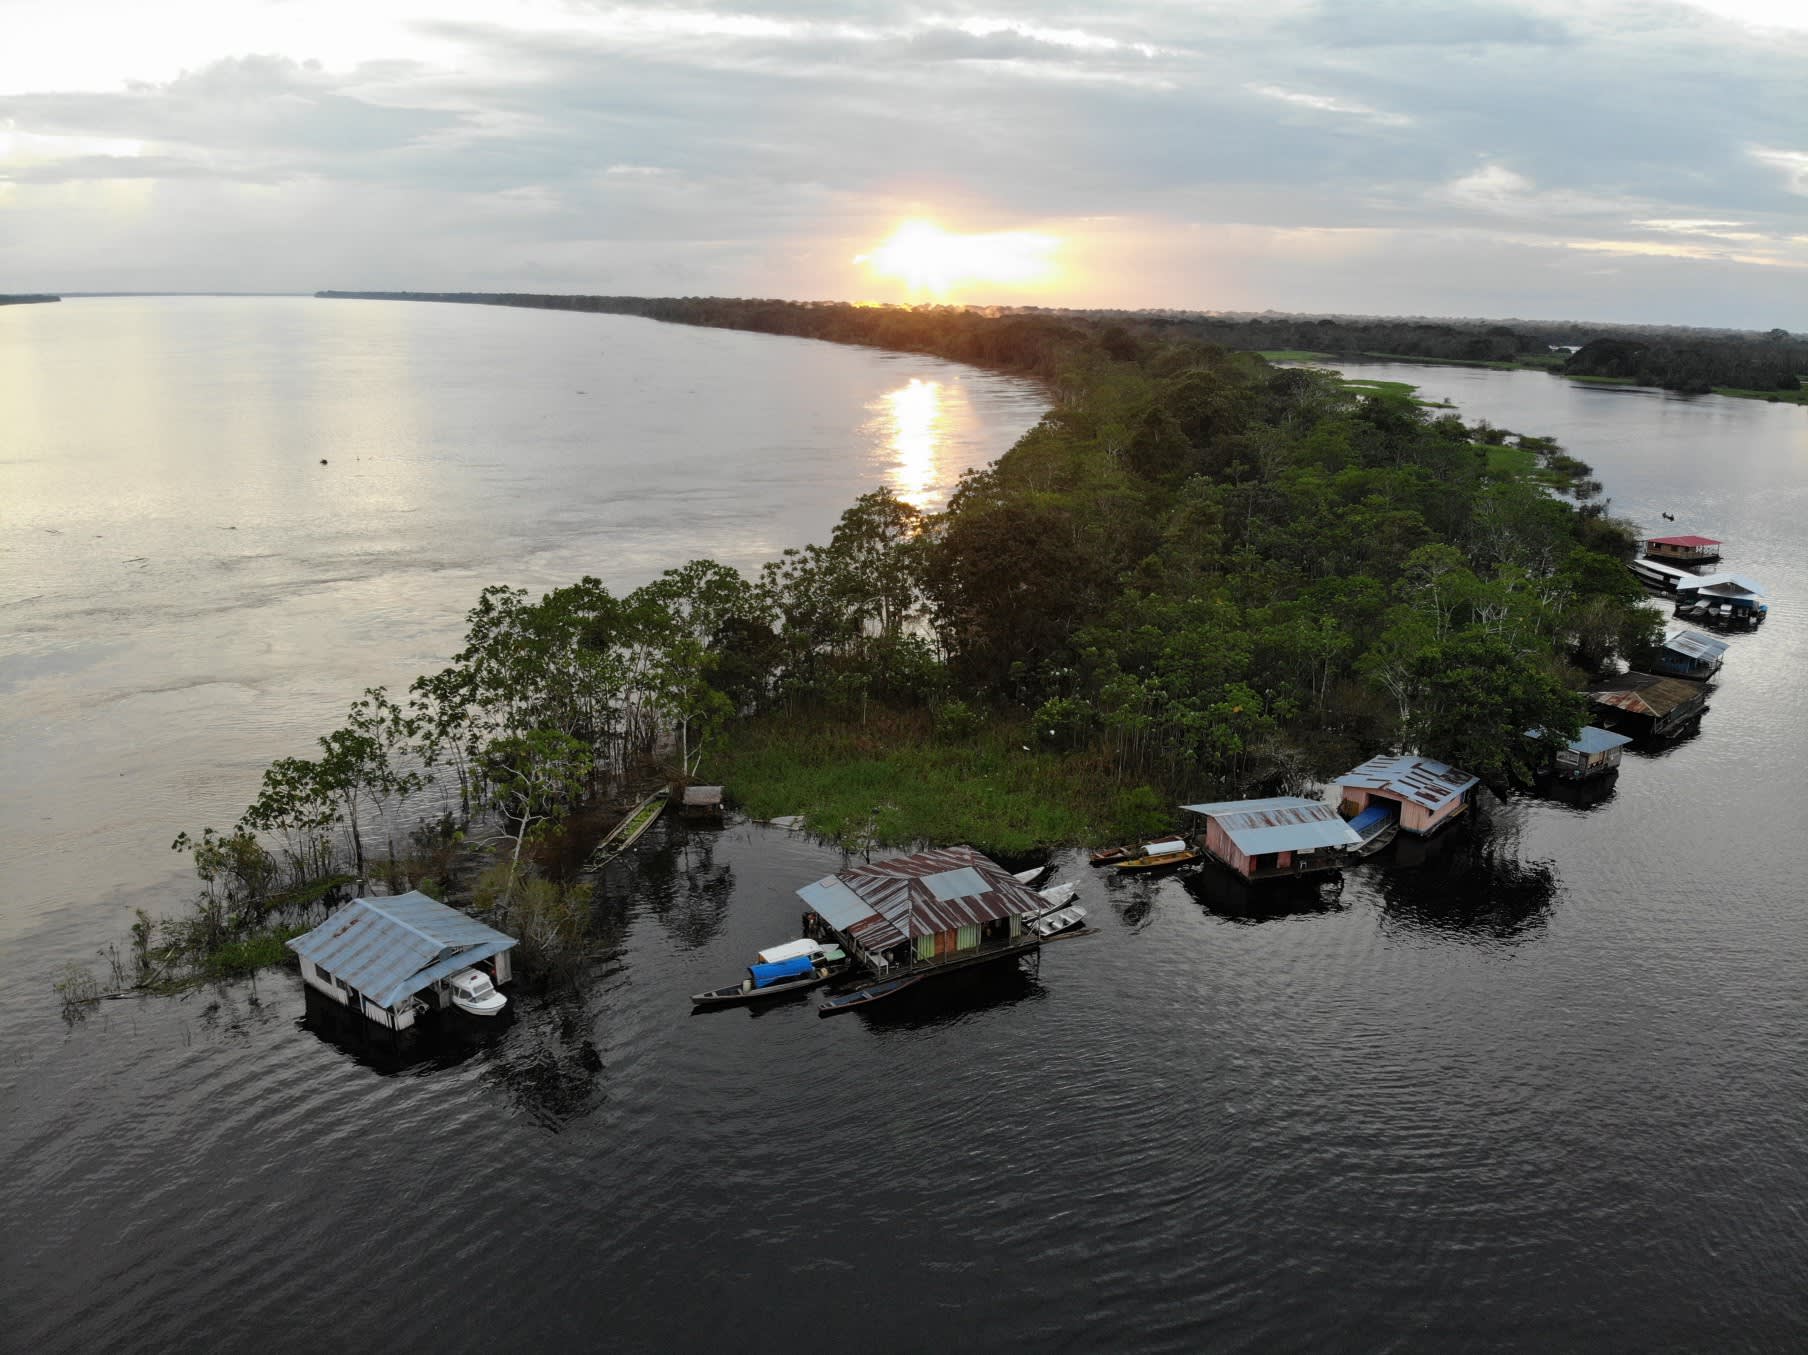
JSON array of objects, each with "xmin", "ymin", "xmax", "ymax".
[
  {"xmin": 1335, "ymin": 754, "xmax": 1478, "ymax": 812},
  {"xmin": 796, "ymin": 846, "xmax": 1047, "ymax": 953},
  {"xmin": 1647, "ymin": 534, "xmax": 1720, "ymax": 547},
  {"xmin": 1588, "ymin": 671, "xmax": 1705, "ymax": 719},
  {"xmin": 1180, "ymin": 797, "xmax": 1361, "ymax": 854}
]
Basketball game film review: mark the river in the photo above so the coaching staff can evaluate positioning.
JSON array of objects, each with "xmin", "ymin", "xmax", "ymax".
[{"xmin": 2, "ymin": 316, "xmax": 1804, "ymax": 1352}]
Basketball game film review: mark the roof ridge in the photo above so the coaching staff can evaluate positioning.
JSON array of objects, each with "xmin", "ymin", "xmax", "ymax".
[{"xmin": 363, "ymin": 892, "xmax": 460, "ymax": 952}]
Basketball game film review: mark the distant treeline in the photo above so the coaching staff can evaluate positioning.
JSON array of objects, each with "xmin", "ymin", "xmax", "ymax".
[
  {"xmin": 316, "ymin": 292, "xmax": 1805, "ymax": 397},
  {"xmin": 0, "ymin": 294, "xmax": 59, "ymax": 306}
]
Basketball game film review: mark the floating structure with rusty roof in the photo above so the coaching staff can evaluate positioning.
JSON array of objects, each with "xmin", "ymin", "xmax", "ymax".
[
  {"xmin": 1181, "ymin": 796, "xmax": 1362, "ymax": 882},
  {"xmin": 797, "ymin": 846, "xmax": 1050, "ymax": 981},
  {"xmin": 1334, "ymin": 754, "xmax": 1479, "ymax": 837},
  {"xmin": 1588, "ymin": 671, "xmax": 1708, "ymax": 739}
]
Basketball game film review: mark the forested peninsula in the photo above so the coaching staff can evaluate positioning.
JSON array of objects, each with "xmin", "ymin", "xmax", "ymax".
[
  {"xmin": 78, "ymin": 292, "xmax": 1663, "ymax": 1000},
  {"xmin": 318, "ymin": 291, "xmax": 1807, "ymax": 402},
  {"xmin": 0, "ymin": 294, "xmax": 59, "ymax": 305}
]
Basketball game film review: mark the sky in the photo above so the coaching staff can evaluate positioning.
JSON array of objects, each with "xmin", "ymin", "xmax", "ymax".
[{"xmin": 0, "ymin": 0, "xmax": 1803, "ymax": 326}]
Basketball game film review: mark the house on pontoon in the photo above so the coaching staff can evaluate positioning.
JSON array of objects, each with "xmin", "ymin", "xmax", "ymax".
[
  {"xmin": 1653, "ymin": 628, "xmax": 1728, "ymax": 681},
  {"xmin": 1628, "ymin": 557, "xmax": 1693, "ymax": 593},
  {"xmin": 1673, "ymin": 572, "xmax": 1768, "ymax": 630},
  {"xmin": 1546, "ymin": 726, "xmax": 1634, "ymax": 781},
  {"xmin": 1587, "ymin": 671, "xmax": 1708, "ymax": 739},
  {"xmin": 797, "ymin": 847, "xmax": 1048, "ymax": 979},
  {"xmin": 1181, "ymin": 797, "xmax": 1362, "ymax": 882},
  {"xmin": 287, "ymin": 891, "xmax": 516, "ymax": 1032},
  {"xmin": 1334, "ymin": 754, "xmax": 1479, "ymax": 836},
  {"xmin": 1644, "ymin": 534, "xmax": 1721, "ymax": 565}
]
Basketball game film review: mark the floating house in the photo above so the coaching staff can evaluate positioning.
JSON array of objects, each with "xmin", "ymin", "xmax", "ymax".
[
  {"xmin": 797, "ymin": 846, "xmax": 1047, "ymax": 980},
  {"xmin": 287, "ymin": 891, "xmax": 517, "ymax": 1032},
  {"xmin": 1673, "ymin": 572, "xmax": 1768, "ymax": 630},
  {"xmin": 1654, "ymin": 628, "xmax": 1728, "ymax": 681},
  {"xmin": 1334, "ymin": 754, "xmax": 1479, "ymax": 836},
  {"xmin": 1587, "ymin": 671, "xmax": 1708, "ymax": 739},
  {"xmin": 1181, "ymin": 797, "xmax": 1362, "ymax": 882},
  {"xmin": 1644, "ymin": 534, "xmax": 1721, "ymax": 565},
  {"xmin": 1548, "ymin": 726, "xmax": 1634, "ymax": 781}
]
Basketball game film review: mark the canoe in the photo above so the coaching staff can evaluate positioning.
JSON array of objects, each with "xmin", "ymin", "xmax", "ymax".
[
  {"xmin": 691, "ymin": 969, "xmax": 831, "ymax": 1007},
  {"xmin": 1027, "ymin": 903, "xmax": 1087, "ymax": 938},
  {"xmin": 1115, "ymin": 848, "xmax": 1200, "ymax": 873},
  {"xmin": 817, "ymin": 974, "xmax": 923, "ymax": 1017},
  {"xmin": 1011, "ymin": 865, "xmax": 1052, "ymax": 887},
  {"xmin": 580, "ymin": 790, "xmax": 668, "ymax": 875},
  {"xmin": 1030, "ymin": 881, "xmax": 1077, "ymax": 912},
  {"xmin": 1089, "ymin": 846, "xmax": 1132, "ymax": 866}
]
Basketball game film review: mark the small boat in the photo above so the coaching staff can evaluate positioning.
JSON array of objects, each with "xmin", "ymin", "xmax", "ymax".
[
  {"xmin": 1011, "ymin": 865, "xmax": 1052, "ymax": 887},
  {"xmin": 1114, "ymin": 838, "xmax": 1199, "ymax": 873},
  {"xmin": 754, "ymin": 938, "xmax": 844, "ymax": 965},
  {"xmin": 1345, "ymin": 804, "xmax": 1399, "ymax": 859},
  {"xmin": 447, "ymin": 967, "xmax": 508, "ymax": 1016},
  {"xmin": 1027, "ymin": 903, "xmax": 1088, "ymax": 938},
  {"xmin": 692, "ymin": 953, "xmax": 835, "ymax": 1007},
  {"xmin": 817, "ymin": 973, "xmax": 923, "ymax": 1017},
  {"xmin": 1031, "ymin": 881, "xmax": 1077, "ymax": 912},
  {"xmin": 1089, "ymin": 845, "xmax": 1132, "ymax": 866},
  {"xmin": 580, "ymin": 789, "xmax": 668, "ymax": 875}
]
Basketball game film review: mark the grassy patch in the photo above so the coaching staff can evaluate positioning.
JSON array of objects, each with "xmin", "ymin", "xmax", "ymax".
[
  {"xmin": 1256, "ymin": 349, "xmax": 1335, "ymax": 362},
  {"xmin": 711, "ymin": 709, "xmax": 1175, "ymax": 854},
  {"xmin": 1337, "ymin": 376, "xmax": 1454, "ymax": 408},
  {"xmin": 1712, "ymin": 384, "xmax": 1808, "ymax": 405},
  {"xmin": 199, "ymin": 924, "xmax": 310, "ymax": 980},
  {"xmin": 1484, "ymin": 444, "xmax": 1538, "ymax": 477},
  {"xmin": 1563, "ymin": 373, "xmax": 1638, "ymax": 386}
]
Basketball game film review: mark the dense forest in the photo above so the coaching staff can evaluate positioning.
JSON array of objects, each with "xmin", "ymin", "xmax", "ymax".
[
  {"xmin": 0, "ymin": 294, "xmax": 59, "ymax": 305},
  {"xmin": 83, "ymin": 292, "xmax": 1661, "ymax": 1000}
]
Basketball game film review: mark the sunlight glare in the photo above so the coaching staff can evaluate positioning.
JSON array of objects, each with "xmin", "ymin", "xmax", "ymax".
[
  {"xmin": 880, "ymin": 378, "xmax": 943, "ymax": 510},
  {"xmin": 856, "ymin": 219, "xmax": 1058, "ymax": 298}
]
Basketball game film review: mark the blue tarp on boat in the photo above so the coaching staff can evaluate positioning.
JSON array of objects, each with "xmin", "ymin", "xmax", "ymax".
[
  {"xmin": 748, "ymin": 954, "xmax": 817, "ymax": 987},
  {"xmin": 1349, "ymin": 804, "xmax": 1394, "ymax": 835}
]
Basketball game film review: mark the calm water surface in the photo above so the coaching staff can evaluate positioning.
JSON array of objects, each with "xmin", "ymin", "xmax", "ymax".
[{"xmin": 3, "ymin": 324, "xmax": 1805, "ymax": 1353}]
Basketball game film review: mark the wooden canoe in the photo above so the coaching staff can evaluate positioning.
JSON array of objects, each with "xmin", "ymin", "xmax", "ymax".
[
  {"xmin": 1114, "ymin": 848, "xmax": 1200, "ymax": 873},
  {"xmin": 691, "ymin": 969, "xmax": 831, "ymax": 1007},
  {"xmin": 817, "ymin": 974, "xmax": 923, "ymax": 1017},
  {"xmin": 579, "ymin": 790, "xmax": 667, "ymax": 875}
]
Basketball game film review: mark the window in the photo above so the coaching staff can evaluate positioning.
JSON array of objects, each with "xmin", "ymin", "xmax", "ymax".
[
  {"xmin": 915, "ymin": 934, "xmax": 936, "ymax": 962},
  {"xmin": 315, "ymin": 963, "xmax": 332, "ymax": 983}
]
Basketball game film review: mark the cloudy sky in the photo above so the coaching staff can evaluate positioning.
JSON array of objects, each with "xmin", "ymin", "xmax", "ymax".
[{"xmin": 1, "ymin": 0, "xmax": 1802, "ymax": 325}]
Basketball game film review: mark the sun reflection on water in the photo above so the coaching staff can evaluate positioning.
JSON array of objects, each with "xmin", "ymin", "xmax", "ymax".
[{"xmin": 879, "ymin": 377, "xmax": 944, "ymax": 510}]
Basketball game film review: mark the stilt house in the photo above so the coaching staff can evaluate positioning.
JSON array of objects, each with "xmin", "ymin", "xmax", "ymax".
[
  {"xmin": 1334, "ymin": 754, "xmax": 1478, "ymax": 836},
  {"xmin": 797, "ymin": 846, "xmax": 1047, "ymax": 978},
  {"xmin": 1587, "ymin": 671, "xmax": 1708, "ymax": 738},
  {"xmin": 287, "ymin": 891, "xmax": 517, "ymax": 1031},
  {"xmin": 1181, "ymin": 797, "xmax": 1362, "ymax": 882},
  {"xmin": 1673, "ymin": 572, "xmax": 1768, "ymax": 630}
]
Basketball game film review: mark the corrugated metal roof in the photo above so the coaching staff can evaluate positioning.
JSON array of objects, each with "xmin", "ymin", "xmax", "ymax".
[
  {"xmin": 1571, "ymin": 726, "xmax": 1633, "ymax": 755},
  {"xmin": 796, "ymin": 846, "xmax": 1046, "ymax": 953},
  {"xmin": 1647, "ymin": 534, "xmax": 1720, "ymax": 547},
  {"xmin": 1335, "ymin": 754, "xmax": 1478, "ymax": 811},
  {"xmin": 1662, "ymin": 629, "xmax": 1728, "ymax": 662},
  {"xmin": 1679, "ymin": 572, "xmax": 1764, "ymax": 597},
  {"xmin": 1588, "ymin": 671, "xmax": 1705, "ymax": 719},
  {"xmin": 286, "ymin": 891, "xmax": 517, "ymax": 1010},
  {"xmin": 1180, "ymin": 797, "xmax": 1361, "ymax": 854}
]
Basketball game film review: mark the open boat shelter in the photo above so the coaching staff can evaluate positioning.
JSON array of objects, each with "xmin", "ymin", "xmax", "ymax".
[
  {"xmin": 1588, "ymin": 671, "xmax": 1708, "ymax": 738},
  {"xmin": 288, "ymin": 891, "xmax": 516, "ymax": 1031},
  {"xmin": 797, "ymin": 846, "xmax": 1047, "ymax": 977},
  {"xmin": 1655, "ymin": 628, "xmax": 1728, "ymax": 681},
  {"xmin": 1181, "ymin": 797, "xmax": 1361, "ymax": 882},
  {"xmin": 1674, "ymin": 572, "xmax": 1768, "ymax": 630},
  {"xmin": 1334, "ymin": 754, "xmax": 1478, "ymax": 836}
]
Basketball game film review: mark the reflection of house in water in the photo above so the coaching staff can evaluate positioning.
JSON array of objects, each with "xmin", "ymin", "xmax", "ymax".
[
  {"xmin": 1371, "ymin": 839, "xmax": 1558, "ymax": 944},
  {"xmin": 1183, "ymin": 865, "xmax": 1347, "ymax": 924},
  {"xmin": 287, "ymin": 891, "xmax": 517, "ymax": 1032},
  {"xmin": 1334, "ymin": 754, "xmax": 1479, "ymax": 836}
]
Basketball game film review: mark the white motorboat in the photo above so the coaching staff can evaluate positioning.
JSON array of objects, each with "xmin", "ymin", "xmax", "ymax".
[
  {"xmin": 1029, "ymin": 904, "xmax": 1088, "ymax": 938},
  {"xmin": 447, "ymin": 967, "xmax": 508, "ymax": 1016}
]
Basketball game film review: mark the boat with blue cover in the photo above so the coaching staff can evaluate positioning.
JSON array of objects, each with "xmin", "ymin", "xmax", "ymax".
[
  {"xmin": 691, "ymin": 948, "xmax": 845, "ymax": 1007},
  {"xmin": 1346, "ymin": 803, "xmax": 1399, "ymax": 857}
]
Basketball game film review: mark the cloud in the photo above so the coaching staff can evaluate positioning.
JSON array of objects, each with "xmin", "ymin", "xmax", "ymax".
[{"xmin": 1, "ymin": 1, "xmax": 1803, "ymax": 325}]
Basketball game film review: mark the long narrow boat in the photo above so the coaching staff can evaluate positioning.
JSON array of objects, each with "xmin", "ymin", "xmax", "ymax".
[
  {"xmin": 1114, "ymin": 838, "xmax": 1200, "ymax": 873},
  {"xmin": 579, "ymin": 789, "xmax": 667, "ymax": 875},
  {"xmin": 817, "ymin": 973, "xmax": 924, "ymax": 1017},
  {"xmin": 691, "ymin": 969, "xmax": 832, "ymax": 1007}
]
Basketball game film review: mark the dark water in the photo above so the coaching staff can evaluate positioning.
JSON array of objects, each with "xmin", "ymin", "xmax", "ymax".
[{"xmin": 4, "ymin": 336, "xmax": 1806, "ymax": 1352}]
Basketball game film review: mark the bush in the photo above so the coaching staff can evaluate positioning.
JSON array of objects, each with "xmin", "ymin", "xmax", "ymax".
[
  {"xmin": 1032, "ymin": 696, "xmax": 1095, "ymax": 748},
  {"xmin": 933, "ymin": 699, "xmax": 983, "ymax": 741}
]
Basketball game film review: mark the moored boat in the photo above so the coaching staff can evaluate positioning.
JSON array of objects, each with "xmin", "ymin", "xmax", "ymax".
[
  {"xmin": 817, "ymin": 973, "xmax": 923, "ymax": 1016},
  {"xmin": 1114, "ymin": 838, "xmax": 1200, "ymax": 872},
  {"xmin": 1027, "ymin": 903, "xmax": 1088, "ymax": 938},
  {"xmin": 691, "ymin": 951, "xmax": 842, "ymax": 1007},
  {"xmin": 1088, "ymin": 845, "xmax": 1132, "ymax": 866}
]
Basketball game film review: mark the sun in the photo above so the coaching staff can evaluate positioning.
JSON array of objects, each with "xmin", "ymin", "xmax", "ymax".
[{"xmin": 855, "ymin": 219, "xmax": 1059, "ymax": 298}]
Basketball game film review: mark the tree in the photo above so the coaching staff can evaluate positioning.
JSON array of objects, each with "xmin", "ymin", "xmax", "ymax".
[{"xmin": 479, "ymin": 729, "xmax": 593, "ymax": 902}]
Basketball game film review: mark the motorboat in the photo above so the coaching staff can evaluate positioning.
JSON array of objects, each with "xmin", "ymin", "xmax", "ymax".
[
  {"xmin": 446, "ymin": 967, "xmax": 508, "ymax": 1016},
  {"xmin": 1028, "ymin": 904, "xmax": 1089, "ymax": 938},
  {"xmin": 1114, "ymin": 838, "xmax": 1200, "ymax": 872},
  {"xmin": 691, "ymin": 948, "xmax": 845, "ymax": 1007}
]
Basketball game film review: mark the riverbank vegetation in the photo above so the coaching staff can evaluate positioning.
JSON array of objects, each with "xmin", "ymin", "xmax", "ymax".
[{"xmin": 78, "ymin": 294, "xmax": 1661, "ymax": 1002}]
